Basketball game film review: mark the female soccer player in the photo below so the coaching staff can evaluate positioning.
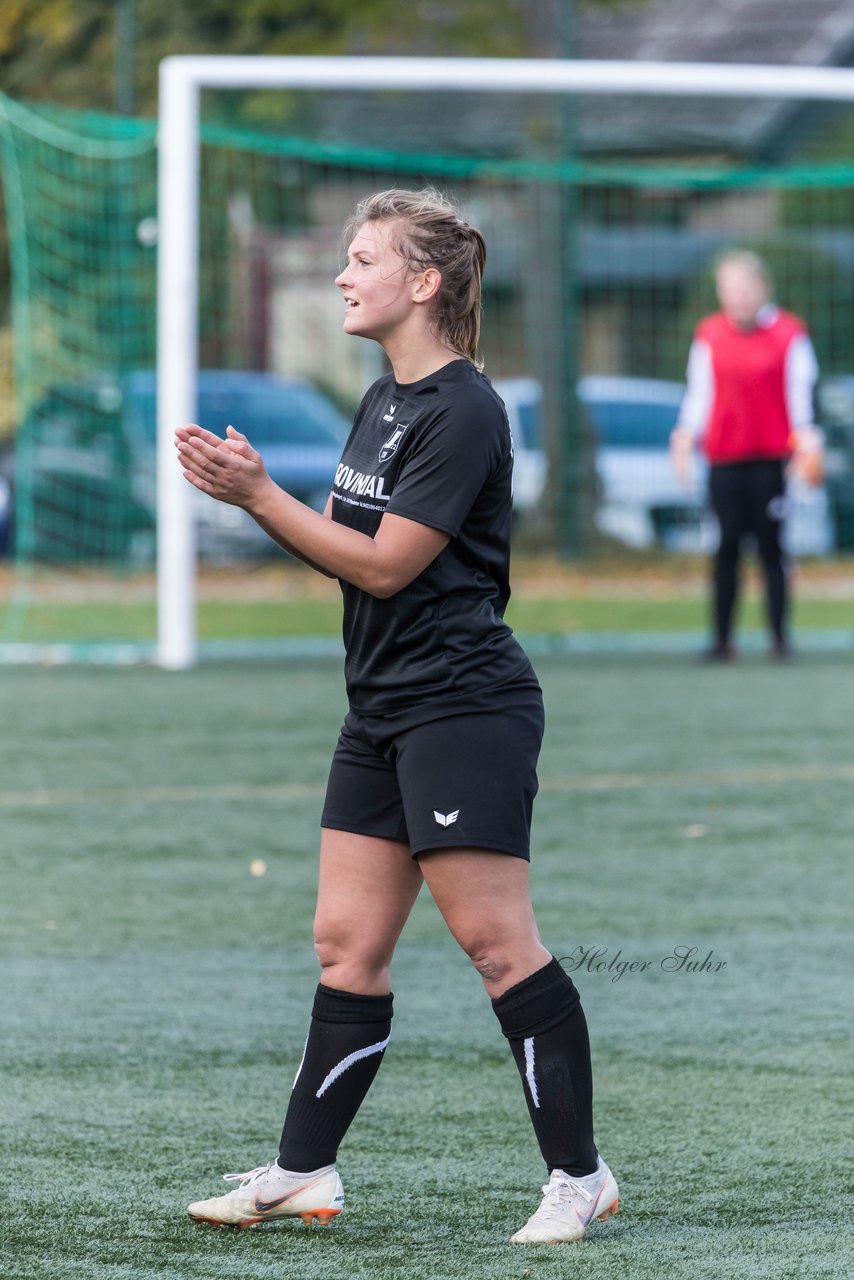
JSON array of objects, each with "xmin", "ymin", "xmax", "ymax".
[
  {"xmin": 671, "ymin": 249, "xmax": 821, "ymax": 660},
  {"xmin": 176, "ymin": 188, "xmax": 618, "ymax": 1245}
]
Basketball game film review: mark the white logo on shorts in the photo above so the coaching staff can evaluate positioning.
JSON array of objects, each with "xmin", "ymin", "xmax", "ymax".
[{"xmin": 433, "ymin": 809, "xmax": 460, "ymax": 827}]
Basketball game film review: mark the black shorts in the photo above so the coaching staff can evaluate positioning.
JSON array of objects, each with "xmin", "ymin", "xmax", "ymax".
[{"xmin": 320, "ymin": 684, "xmax": 545, "ymax": 861}]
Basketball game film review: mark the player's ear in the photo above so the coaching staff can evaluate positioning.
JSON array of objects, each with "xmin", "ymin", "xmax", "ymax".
[{"xmin": 412, "ymin": 266, "xmax": 442, "ymax": 305}]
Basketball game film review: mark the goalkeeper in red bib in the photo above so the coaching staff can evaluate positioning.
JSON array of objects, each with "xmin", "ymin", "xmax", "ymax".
[
  {"xmin": 670, "ymin": 250, "xmax": 822, "ymax": 660},
  {"xmin": 175, "ymin": 189, "xmax": 618, "ymax": 1245}
]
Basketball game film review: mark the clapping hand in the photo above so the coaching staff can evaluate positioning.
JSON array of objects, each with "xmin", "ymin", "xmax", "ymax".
[{"xmin": 175, "ymin": 423, "xmax": 275, "ymax": 510}]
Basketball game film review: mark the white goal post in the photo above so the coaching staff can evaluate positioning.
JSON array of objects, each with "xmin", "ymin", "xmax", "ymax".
[{"xmin": 157, "ymin": 55, "xmax": 854, "ymax": 669}]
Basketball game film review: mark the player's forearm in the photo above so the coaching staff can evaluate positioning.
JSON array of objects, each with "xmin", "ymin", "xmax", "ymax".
[
  {"xmin": 248, "ymin": 482, "xmax": 389, "ymax": 594},
  {"xmin": 249, "ymin": 511, "xmax": 337, "ymax": 578}
]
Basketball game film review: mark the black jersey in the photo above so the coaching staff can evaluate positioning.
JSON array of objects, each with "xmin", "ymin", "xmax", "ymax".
[{"xmin": 330, "ymin": 358, "xmax": 535, "ymax": 714}]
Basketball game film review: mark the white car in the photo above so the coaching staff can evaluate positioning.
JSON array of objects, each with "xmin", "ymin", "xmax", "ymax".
[
  {"xmin": 579, "ymin": 375, "xmax": 835, "ymax": 556},
  {"xmin": 491, "ymin": 377, "xmax": 548, "ymax": 513}
]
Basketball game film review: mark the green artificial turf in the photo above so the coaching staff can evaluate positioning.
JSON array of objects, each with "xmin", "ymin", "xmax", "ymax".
[
  {"xmin": 0, "ymin": 656, "xmax": 850, "ymax": 1279},
  {"xmin": 0, "ymin": 588, "xmax": 851, "ymax": 644}
]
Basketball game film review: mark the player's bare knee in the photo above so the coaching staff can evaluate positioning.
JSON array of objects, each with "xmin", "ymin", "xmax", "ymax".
[
  {"xmin": 474, "ymin": 957, "xmax": 507, "ymax": 985},
  {"xmin": 313, "ymin": 932, "xmax": 391, "ymax": 990},
  {"xmin": 313, "ymin": 934, "xmax": 341, "ymax": 973},
  {"xmin": 466, "ymin": 943, "xmax": 514, "ymax": 988},
  {"xmin": 313, "ymin": 928, "xmax": 349, "ymax": 970}
]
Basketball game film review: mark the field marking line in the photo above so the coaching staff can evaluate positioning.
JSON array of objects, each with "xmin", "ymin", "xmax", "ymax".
[{"xmin": 2, "ymin": 761, "xmax": 854, "ymax": 808}]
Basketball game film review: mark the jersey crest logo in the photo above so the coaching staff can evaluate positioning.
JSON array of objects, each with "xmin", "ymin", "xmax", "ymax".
[
  {"xmin": 382, "ymin": 402, "xmax": 398, "ymax": 422},
  {"xmin": 433, "ymin": 809, "xmax": 459, "ymax": 827},
  {"xmin": 379, "ymin": 423, "xmax": 410, "ymax": 461}
]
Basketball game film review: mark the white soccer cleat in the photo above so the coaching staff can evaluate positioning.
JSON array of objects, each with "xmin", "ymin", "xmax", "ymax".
[
  {"xmin": 187, "ymin": 1160, "xmax": 344, "ymax": 1229},
  {"xmin": 510, "ymin": 1157, "xmax": 619, "ymax": 1244}
]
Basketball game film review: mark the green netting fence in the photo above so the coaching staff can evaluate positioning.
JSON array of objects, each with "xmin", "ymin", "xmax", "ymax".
[{"xmin": 2, "ymin": 91, "xmax": 854, "ymax": 656}]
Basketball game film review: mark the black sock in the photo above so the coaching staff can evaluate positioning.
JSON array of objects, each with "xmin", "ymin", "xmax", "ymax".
[
  {"xmin": 277, "ymin": 984, "xmax": 393, "ymax": 1173},
  {"xmin": 492, "ymin": 956, "xmax": 598, "ymax": 1177}
]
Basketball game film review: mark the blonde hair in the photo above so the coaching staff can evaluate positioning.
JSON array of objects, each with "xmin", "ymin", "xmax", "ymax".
[{"xmin": 343, "ymin": 188, "xmax": 487, "ymax": 369}]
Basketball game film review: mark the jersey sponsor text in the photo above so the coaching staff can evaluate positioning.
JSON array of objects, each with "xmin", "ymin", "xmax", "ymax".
[{"xmin": 334, "ymin": 463, "xmax": 391, "ymax": 501}]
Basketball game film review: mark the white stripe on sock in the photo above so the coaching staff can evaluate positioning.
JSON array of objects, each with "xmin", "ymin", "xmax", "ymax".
[
  {"xmin": 524, "ymin": 1036, "xmax": 540, "ymax": 1109},
  {"xmin": 315, "ymin": 1033, "xmax": 391, "ymax": 1099},
  {"xmin": 292, "ymin": 1035, "xmax": 309, "ymax": 1089}
]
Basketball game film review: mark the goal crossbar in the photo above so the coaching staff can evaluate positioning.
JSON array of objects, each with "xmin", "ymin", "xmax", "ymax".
[{"xmin": 157, "ymin": 56, "xmax": 854, "ymax": 668}]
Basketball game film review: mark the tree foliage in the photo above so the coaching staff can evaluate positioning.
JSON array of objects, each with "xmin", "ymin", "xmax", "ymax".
[{"xmin": 0, "ymin": 0, "xmax": 600, "ymax": 116}]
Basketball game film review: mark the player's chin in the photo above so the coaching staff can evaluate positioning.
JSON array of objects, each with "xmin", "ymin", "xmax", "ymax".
[{"xmin": 343, "ymin": 309, "xmax": 372, "ymax": 337}]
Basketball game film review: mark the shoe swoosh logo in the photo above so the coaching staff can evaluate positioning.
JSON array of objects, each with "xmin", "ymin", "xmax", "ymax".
[
  {"xmin": 577, "ymin": 1183, "xmax": 607, "ymax": 1227},
  {"xmin": 254, "ymin": 1174, "xmax": 323, "ymax": 1214}
]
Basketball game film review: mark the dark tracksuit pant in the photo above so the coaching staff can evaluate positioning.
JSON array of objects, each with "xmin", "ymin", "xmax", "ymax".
[{"xmin": 708, "ymin": 457, "xmax": 788, "ymax": 647}]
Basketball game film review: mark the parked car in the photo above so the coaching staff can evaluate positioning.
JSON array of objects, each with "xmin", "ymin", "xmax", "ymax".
[
  {"xmin": 491, "ymin": 377, "xmax": 548, "ymax": 512},
  {"xmin": 9, "ymin": 369, "xmax": 553, "ymax": 564},
  {"xmin": 136, "ymin": 372, "xmax": 546, "ymax": 554},
  {"xmin": 579, "ymin": 374, "xmax": 836, "ymax": 556},
  {"xmin": 0, "ymin": 439, "xmax": 13, "ymax": 555},
  {"xmin": 10, "ymin": 376, "xmax": 150, "ymax": 562},
  {"xmin": 815, "ymin": 375, "xmax": 854, "ymax": 551},
  {"xmin": 124, "ymin": 370, "xmax": 350, "ymax": 560},
  {"xmin": 10, "ymin": 372, "xmax": 351, "ymax": 563},
  {"xmin": 578, "ymin": 376, "xmax": 703, "ymax": 551}
]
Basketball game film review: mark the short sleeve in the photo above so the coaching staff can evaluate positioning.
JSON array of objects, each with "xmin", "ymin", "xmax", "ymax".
[{"xmin": 385, "ymin": 390, "xmax": 506, "ymax": 537}]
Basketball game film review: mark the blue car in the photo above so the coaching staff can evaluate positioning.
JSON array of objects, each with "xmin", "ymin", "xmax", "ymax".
[{"xmin": 124, "ymin": 370, "xmax": 350, "ymax": 560}]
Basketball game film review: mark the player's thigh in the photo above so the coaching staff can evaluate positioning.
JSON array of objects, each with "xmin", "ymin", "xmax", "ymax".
[
  {"xmin": 710, "ymin": 464, "xmax": 750, "ymax": 548},
  {"xmin": 418, "ymin": 848, "xmax": 541, "ymax": 952},
  {"xmin": 418, "ymin": 847, "xmax": 549, "ymax": 992},
  {"xmin": 749, "ymin": 460, "xmax": 786, "ymax": 559},
  {"xmin": 314, "ymin": 827, "xmax": 423, "ymax": 972}
]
